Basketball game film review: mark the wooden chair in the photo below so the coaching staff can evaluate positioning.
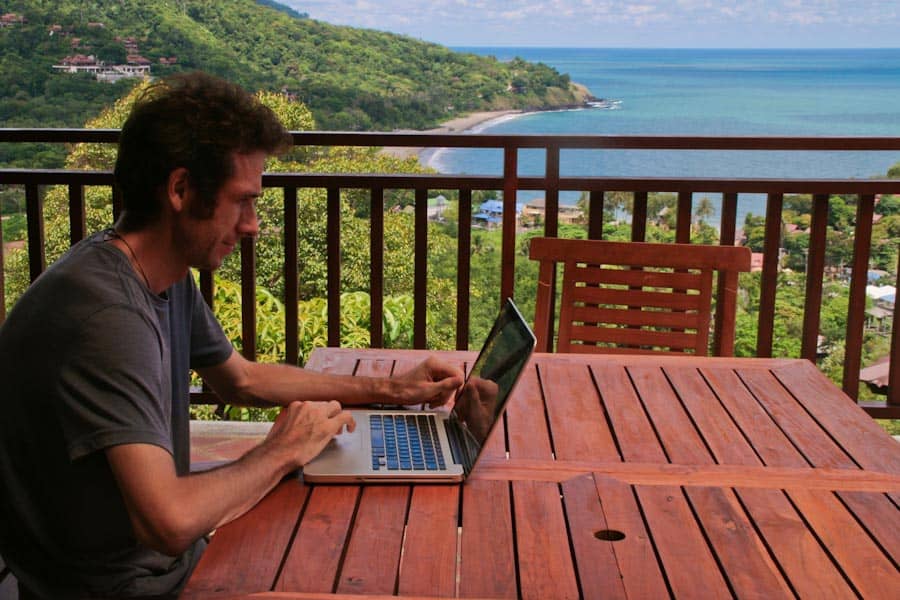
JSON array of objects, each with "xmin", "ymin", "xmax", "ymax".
[{"xmin": 529, "ymin": 237, "xmax": 752, "ymax": 356}]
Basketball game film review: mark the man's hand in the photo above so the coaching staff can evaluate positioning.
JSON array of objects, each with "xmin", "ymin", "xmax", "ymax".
[
  {"xmin": 391, "ymin": 356, "xmax": 465, "ymax": 408},
  {"xmin": 265, "ymin": 400, "xmax": 356, "ymax": 468}
]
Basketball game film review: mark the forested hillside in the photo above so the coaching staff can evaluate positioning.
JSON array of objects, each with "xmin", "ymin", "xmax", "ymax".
[{"xmin": 0, "ymin": 0, "xmax": 585, "ymax": 166}]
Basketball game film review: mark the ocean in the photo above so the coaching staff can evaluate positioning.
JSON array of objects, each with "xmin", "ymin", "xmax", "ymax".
[{"xmin": 428, "ymin": 48, "xmax": 900, "ymax": 226}]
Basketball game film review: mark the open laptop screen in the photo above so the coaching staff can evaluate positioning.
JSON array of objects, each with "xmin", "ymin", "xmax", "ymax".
[{"xmin": 450, "ymin": 299, "xmax": 536, "ymax": 447}]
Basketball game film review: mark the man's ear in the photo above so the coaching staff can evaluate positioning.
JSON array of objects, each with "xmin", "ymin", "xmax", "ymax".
[{"xmin": 166, "ymin": 168, "xmax": 191, "ymax": 213}]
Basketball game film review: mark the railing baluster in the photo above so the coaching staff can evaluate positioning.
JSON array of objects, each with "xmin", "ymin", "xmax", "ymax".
[
  {"xmin": 69, "ymin": 184, "xmax": 85, "ymax": 244},
  {"xmin": 756, "ymin": 192, "xmax": 784, "ymax": 357},
  {"xmin": 501, "ymin": 146, "xmax": 518, "ymax": 303},
  {"xmin": 456, "ymin": 188, "xmax": 472, "ymax": 350},
  {"xmin": 283, "ymin": 187, "xmax": 299, "ymax": 365},
  {"xmin": 112, "ymin": 185, "xmax": 123, "ymax": 222},
  {"xmin": 631, "ymin": 191, "xmax": 648, "ymax": 242},
  {"xmin": 889, "ymin": 252, "xmax": 900, "ymax": 407},
  {"xmin": 713, "ymin": 192, "xmax": 739, "ymax": 355},
  {"xmin": 544, "ymin": 145, "xmax": 560, "ymax": 238},
  {"xmin": 676, "ymin": 190, "xmax": 692, "ymax": 243},
  {"xmin": 327, "ymin": 187, "xmax": 341, "ymax": 347},
  {"xmin": 25, "ymin": 183, "xmax": 45, "ymax": 282},
  {"xmin": 0, "ymin": 191, "xmax": 5, "ymax": 323},
  {"xmin": 842, "ymin": 194, "xmax": 875, "ymax": 399},
  {"xmin": 240, "ymin": 237, "xmax": 256, "ymax": 361},
  {"xmin": 200, "ymin": 270, "xmax": 214, "ymax": 308},
  {"xmin": 414, "ymin": 187, "xmax": 428, "ymax": 349},
  {"xmin": 369, "ymin": 187, "xmax": 384, "ymax": 349},
  {"xmin": 801, "ymin": 194, "xmax": 829, "ymax": 361},
  {"xmin": 587, "ymin": 190, "xmax": 604, "ymax": 240}
]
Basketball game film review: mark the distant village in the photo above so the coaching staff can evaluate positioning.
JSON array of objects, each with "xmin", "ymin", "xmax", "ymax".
[{"xmin": 2, "ymin": 12, "xmax": 175, "ymax": 83}]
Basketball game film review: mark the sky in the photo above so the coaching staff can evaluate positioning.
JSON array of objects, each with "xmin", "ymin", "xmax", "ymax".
[{"xmin": 285, "ymin": 1, "xmax": 899, "ymax": 48}]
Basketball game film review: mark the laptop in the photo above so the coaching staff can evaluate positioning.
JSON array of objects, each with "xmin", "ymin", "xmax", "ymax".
[{"xmin": 302, "ymin": 298, "xmax": 536, "ymax": 483}]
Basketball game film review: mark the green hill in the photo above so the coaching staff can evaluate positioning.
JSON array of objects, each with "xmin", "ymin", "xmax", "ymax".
[{"xmin": 0, "ymin": 0, "xmax": 586, "ymax": 166}]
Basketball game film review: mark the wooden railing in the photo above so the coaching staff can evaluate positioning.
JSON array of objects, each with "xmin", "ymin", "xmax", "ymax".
[{"xmin": 1, "ymin": 129, "xmax": 899, "ymax": 417}]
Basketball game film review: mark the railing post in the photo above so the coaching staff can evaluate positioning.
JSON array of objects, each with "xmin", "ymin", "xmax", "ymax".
[
  {"xmin": 240, "ymin": 237, "xmax": 256, "ymax": 361},
  {"xmin": 756, "ymin": 192, "xmax": 783, "ymax": 357},
  {"xmin": 501, "ymin": 145, "xmax": 518, "ymax": 304},
  {"xmin": 544, "ymin": 145, "xmax": 560, "ymax": 238},
  {"xmin": 69, "ymin": 184, "xmax": 86, "ymax": 244},
  {"xmin": 414, "ymin": 187, "xmax": 428, "ymax": 348},
  {"xmin": 631, "ymin": 191, "xmax": 648, "ymax": 242},
  {"xmin": 675, "ymin": 191, "xmax": 692, "ymax": 243},
  {"xmin": 456, "ymin": 188, "xmax": 472, "ymax": 350},
  {"xmin": 889, "ymin": 249, "xmax": 900, "ymax": 407},
  {"xmin": 327, "ymin": 187, "xmax": 341, "ymax": 347},
  {"xmin": 0, "ymin": 195, "xmax": 5, "ymax": 323},
  {"xmin": 800, "ymin": 194, "xmax": 829, "ymax": 361},
  {"xmin": 369, "ymin": 187, "xmax": 384, "ymax": 349},
  {"xmin": 713, "ymin": 192, "xmax": 739, "ymax": 356},
  {"xmin": 25, "ymin": 183, "xmax": 45, "ymax": 282},
  {"xmin": 284, "ymin": 187, "xmax": 299, "ymax": 365},
  {"xmin": 842, "ymin": 194, "xmax": 875, "ymax": 400}
]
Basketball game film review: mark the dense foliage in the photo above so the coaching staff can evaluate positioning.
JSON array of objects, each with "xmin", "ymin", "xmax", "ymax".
[{"xmin": 0, "ymin": 0, "xmax": 584, "ymax": 166}]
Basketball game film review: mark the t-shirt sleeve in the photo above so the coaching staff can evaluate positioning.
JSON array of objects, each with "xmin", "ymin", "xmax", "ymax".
[
  {"xmin": 186, "ymin": 276, "xmax": 233, "ymax": 369},
  {"xmin": 59, "ymin": 305, "xmax": 172, "ymax": 461}
]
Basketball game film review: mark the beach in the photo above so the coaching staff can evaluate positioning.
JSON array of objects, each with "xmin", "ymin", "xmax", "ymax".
[{"xmin": 380, "ymin": 109, "xmax": 522, "ymax": 160}]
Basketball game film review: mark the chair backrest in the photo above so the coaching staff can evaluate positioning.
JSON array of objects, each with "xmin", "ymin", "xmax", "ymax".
[{"xmin": 529, "ymin": 237, "xmax": 752, "ymax": 356}]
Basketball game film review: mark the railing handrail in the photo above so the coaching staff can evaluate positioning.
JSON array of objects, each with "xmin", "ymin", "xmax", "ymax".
[{"xmin": 4, "ymin": 127, "xmax": 900, "ymax": 151}]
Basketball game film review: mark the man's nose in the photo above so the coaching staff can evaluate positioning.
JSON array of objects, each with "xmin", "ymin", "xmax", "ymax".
[{"xmin": 239, "ymin": 203, "xmax": 259, "ymax": 238}]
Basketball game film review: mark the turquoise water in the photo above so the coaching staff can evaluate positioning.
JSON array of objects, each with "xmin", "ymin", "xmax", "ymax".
[{"xmin": 430, "ymin": 48, "xmax": 900, "ymax": 223}]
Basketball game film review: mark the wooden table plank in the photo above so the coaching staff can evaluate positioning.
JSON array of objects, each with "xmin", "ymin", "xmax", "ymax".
[
  {"xmin": 634, "ymin": 485, "xmax": 733, "ymax": 598},
  {"xmin": 788, "ymin": 488, "xmax": 900, "ymax": 600},
  {"xmin": 590, "ymin": 363, "xmax": 666, "ymax": 463},
  {"xmin": 631, "ymin": 366, "xmax": 794, "ymax": 598},
  {"xmin": 669, "ymin": 367, "xmax": 860, "ymax": 597},
  {"xmin": 182, "ymin": 481, "xmax": 309, "ymax": 598},
  {"xmin": 335, "ymin": 486, "xmax": 409, "ymax": 595},
  {"xmin": 591, "ymin": 477, "xmax": 670, "ymax": 599},
  {"xmin": 275, "ymin": 486, "xmax": 359, "ymax": 593},
  {"xmin": 739, "ymin": 367, "xmax": 857, "ymax": 469},
  {"xmin": 560, "ymin": 474, "xmax": 628, "ymax": 600},
  {"xmin": 539, "ymin": 361, "xmax": 620, "ymax": 461},
  {"xmin": 459, "ymin": 480, "xmax": 517, "ymax": 598},
  {"xmin": 773, "ymin": 361, "xmax": 900, "ymax": 474},
  {"xmin": 397, "ymin": 485, "xmax": 459, "ymax": 597}
]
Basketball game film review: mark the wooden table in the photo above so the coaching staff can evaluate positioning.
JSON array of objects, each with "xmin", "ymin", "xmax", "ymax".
[{"xmin": 183, "ymin": 349, "xmax": 900, "ymax": 599}]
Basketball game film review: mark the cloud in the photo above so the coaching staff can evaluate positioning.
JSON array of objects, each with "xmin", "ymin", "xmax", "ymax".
[{"xmin": 288, "ymin": 0, "xmax": 900, "ymax": 47}]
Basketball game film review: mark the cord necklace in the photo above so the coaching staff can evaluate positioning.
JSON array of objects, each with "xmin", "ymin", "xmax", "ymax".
[{"xmin": 108, "ymin": 229, "xmax": 152, "ymax": 291}]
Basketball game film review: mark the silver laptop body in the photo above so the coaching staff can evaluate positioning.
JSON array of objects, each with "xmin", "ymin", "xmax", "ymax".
[{"xmin": 302, "ymin": 298, "xmax": 536, "ymax": 483}]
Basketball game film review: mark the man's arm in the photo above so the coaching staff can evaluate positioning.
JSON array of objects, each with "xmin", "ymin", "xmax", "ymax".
[
  {"xmin": 198, "ymin": 349, "xmax": 464, "ymax": 409},
  {"xmin": 106, "ymin": 399, "xmax": 354, "ymax": 556}
]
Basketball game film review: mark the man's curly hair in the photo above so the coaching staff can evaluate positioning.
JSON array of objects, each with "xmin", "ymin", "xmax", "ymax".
[{"xmin": 114, "ymin": 71, "xmax": 291, "ymax": 230}]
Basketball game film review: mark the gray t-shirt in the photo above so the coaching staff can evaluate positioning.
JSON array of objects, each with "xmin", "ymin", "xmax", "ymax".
[{"xmin": 0, "ymin": 231, "xmax": 233, "ymax": 598}]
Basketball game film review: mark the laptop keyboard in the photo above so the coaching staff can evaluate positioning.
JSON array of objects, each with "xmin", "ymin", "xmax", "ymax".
[{"xmin": 370, "ymin": 414, "xmax": 447, "ymax": 471}]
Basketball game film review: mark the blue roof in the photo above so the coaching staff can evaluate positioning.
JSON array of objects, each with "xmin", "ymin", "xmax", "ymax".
[
  {"xmin": 473, "ymin": 212, "xmax": 502, "ymax": 223},
  {"xmin": 479, "ymin": 200, "xmax": 504, "ymax": 213}
]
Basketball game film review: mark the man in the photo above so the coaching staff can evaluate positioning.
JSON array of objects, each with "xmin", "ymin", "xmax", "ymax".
[{"xmin": 0, "ymin": 72, "xmax": 464, "ymax": 599}]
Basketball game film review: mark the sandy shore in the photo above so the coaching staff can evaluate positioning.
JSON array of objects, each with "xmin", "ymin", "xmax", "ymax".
[{"xmin": 380, "ymin": 109, "xmax": 522, "ymax": 160}]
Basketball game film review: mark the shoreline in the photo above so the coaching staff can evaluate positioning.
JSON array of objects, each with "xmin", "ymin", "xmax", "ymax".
[{"xmin": 380, "ymin": 109, "xmax": 524, "ymax": 160}]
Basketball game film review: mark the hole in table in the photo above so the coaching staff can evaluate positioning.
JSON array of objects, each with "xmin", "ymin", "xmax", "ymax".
[{"xmin": 594, "ymin": 529, "xmax": 626, "ymax": 542}]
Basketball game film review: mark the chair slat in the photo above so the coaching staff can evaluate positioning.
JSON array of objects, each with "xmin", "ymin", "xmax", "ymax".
[
  {"xmin": 576, "ymin": 265, "xmax": 706, "ymax": 290},
  {"xmin": 567, "ymin": 325, "xmax": 700, "ymax": 350},
  {"xmin": 569, "ymin": 285, "xmax": 705, "ymax": 312}
]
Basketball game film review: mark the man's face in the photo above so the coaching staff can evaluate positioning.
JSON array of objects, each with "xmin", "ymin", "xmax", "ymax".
[{"xmin": 177, "ymin": 151, "xmax": 265, "ymax": 271}]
